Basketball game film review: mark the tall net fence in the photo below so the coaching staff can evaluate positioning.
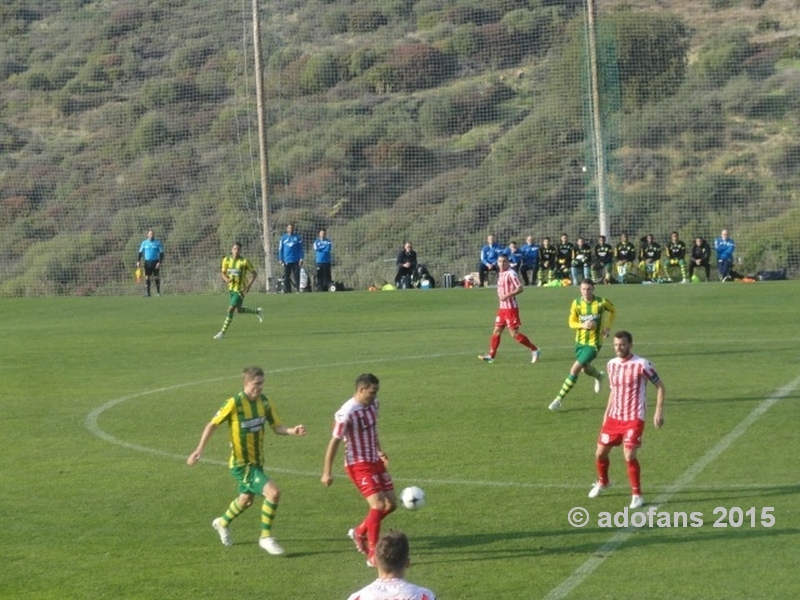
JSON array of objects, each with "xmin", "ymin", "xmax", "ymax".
[{"xmin": 1, "ymin": 0, "xmax": 799, "ymax": 296}]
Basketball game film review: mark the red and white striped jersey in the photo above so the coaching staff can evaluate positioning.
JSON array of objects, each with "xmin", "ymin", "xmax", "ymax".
[
  {"xmin": 331, "ymin": 397, "xmax": 381, "ymax": 466},
  {"xmin": 606, "ymin": 354, "xmax": 660, "ymax": 421},
  {"xmin": 497, "ymin": 269, "xmax": 521, "ymax": 309}
]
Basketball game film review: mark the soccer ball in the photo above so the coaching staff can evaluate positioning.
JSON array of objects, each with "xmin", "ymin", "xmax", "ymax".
[{"xmin": 400, "ymin": 486, "xmax": 426, "ymax": 511}]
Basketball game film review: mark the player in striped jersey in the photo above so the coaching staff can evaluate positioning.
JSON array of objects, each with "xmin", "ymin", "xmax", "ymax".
[
  {"xmin": 187, "ymin": 366, "xmax": 307, "ymax": 554},
  {"xmin": 588, "ymin": 331, "xmax": 665, "ymax": 509},
  {"xmin": 549, "ymin": 279, "xmax": 615, "ymax": 411},
  {"xmin": 213, "ymin": 242, "xmax": 263, "ymax": 340},
  {"xmin": 322, "ymin": 373, "xmax": 397, "ymax": 567},
  {"xmin": 477, "ymin": 254, "xmax": 540, "ymax": 364},
  {"xmin": 347, "ymin": 532, "xmax": 437, "ymax": 600}
]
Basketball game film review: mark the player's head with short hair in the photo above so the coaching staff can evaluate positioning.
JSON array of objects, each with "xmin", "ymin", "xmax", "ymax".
[
  {"xmin": 354, "ymin": 373, "xmax": 379, "ymax": 405},
  {"xmin": 242, "ymin": 366, "xmax": 265, "ymax": 381},
  {"xmin": 355, "ymin": 373, "xmax": 379, "ymax": 390},
  {"xmin": 374, "ymin": 531, "xmax": 411, "ymax": 575},
  {"xmin": 613, "ymin": 331, "xmax": 634, "ymax": 358},
  {"xmin": 241, "ymin": 366, "xmax": 265, "ymax": 398},
  {"xmin": 579, "ymin": 278, "xmax": 595, "ymax": 300},
  {"xmin": 598, "ymin": 235, "xmax": 606, "ymax": 243},
  {"xmin": 614, "ymin": 330, "xmax": 633, "ymax": 344}
]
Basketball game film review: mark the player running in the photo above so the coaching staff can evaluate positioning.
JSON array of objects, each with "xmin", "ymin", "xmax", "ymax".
[
  {"xmin": 213, "ymin": 242, "xmax": 263, "ymax": 339},
  {"xmin": 321, "ymin": 373, "xmax": 397, "ymax": 568},
  {"xmin": 187, "ymin": 366, "xmax": 307, "ymax": 554},
  {"xmin": 549, "ymin": 278, "xmax": 615, "ymax": 410},
  {"xmin": 478, "ymin": 254, "xmax": 540, "ymax": 364}
]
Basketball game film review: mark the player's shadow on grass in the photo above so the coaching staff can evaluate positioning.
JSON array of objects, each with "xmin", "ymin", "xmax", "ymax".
[
  {"xmin": 410, "ymin": 528, "xmax": 597, "ymax": 562},
  {"xmin": 671, "ymin": 483, "xmax": 800, "ymax": 504},
  {"xmin": 408, "ymin": 523, "xmax": 800, "ymax": 564}
]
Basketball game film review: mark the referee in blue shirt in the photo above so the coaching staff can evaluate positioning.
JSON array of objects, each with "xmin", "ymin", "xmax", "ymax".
[{"xmin": 137, "ymin": 230, "xmax": 164, "ymax": 296}]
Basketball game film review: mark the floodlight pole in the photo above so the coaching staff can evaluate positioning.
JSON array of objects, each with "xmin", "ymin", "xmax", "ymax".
[
  {"xmin": 252, "ymin": 0, "xmax": 273, "ymax": 290},
  {"xmin": 586, "ymin": 0, "xmax": 609, "ymax": 238}
]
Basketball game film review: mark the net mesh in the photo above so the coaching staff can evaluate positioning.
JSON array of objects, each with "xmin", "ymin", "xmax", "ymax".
[{"xmin": 1, "ymin": 0, "xmax": 798, "ymax": 296}]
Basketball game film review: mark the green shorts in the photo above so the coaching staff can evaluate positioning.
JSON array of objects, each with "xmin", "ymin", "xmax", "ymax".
[
  {"xmin": 228, "ymin": 291, "xmax": 244, "ymax": 308},
  {"xmin": 575, "ymin": 343, "xmax": 599, "ymax": 366},
  {"xmin": 231, "ymin": 464, "xmax": 270, "ymax": 495}
]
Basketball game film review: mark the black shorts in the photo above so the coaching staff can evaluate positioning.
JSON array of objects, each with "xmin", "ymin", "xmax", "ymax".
[{"xmin": 143, "ymin": 260, "xmax": 160, "ymax": 276}]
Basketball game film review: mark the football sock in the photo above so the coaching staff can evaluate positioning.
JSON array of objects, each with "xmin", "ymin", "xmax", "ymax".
[
  {"xmin": 155, "ymin": 277, "xmax": 161, "ymax": 293},
  {"xmin": 584, "ymin": 363, "xmax": 601, "ymax": 379},
  {"xmin": 513, "ymin": 332, "xmax": 537, "ymax": 351},
  {"xmin": 260, "ymin": 499, "xmax": 278, "ymax": 537},
  {"xmin": 221, "ymin": 499, "xmax": 246, "ymax": 525},
  {"xmin": 679, "ymin": 262, "xmax": 687, "ymax": 280},
  {"xmin": 557, "ymin": 374, "xmax": 577, "ymax": 399},
  {"xmin": 145, "ymin": 279, "xmax": 151, "ymax": 295},
  {"xmin": 596, "ymin": 458, "xmax": 610, "ymax": 486},
  {"xmin": 626, "ymin": 458, "xmax": 641, "ymax": 495},
  {"xmin": 239, "ymin": 306, "xmax": 258, "ymax": 315},
  {"xmin": 489, "ymin": 334, "xmax": 500, "ymax": 357},
  {"xmin": 364, "ymin": 508, "xmax": 383, "ymax": 554},
  {"xmin": 220, "ymin": 314, "xmax": 233, "ymax": 333}
]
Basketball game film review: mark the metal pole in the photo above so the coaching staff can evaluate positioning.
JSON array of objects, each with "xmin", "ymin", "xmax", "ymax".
[
  {"xmin": 252, "ymin": 0, "xmax": 273, "ymax": 290},
  {"xmin": 586, "ymin": 0, "xmax": 609, "ymax": 237}
]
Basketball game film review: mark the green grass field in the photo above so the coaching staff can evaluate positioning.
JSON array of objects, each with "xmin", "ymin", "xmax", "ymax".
[{"xmin": 2, "ymin": 281, "xmax": 799, "ymax": 599}]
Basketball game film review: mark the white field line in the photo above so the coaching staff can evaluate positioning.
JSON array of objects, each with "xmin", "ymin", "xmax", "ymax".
[{"xmin": 544, "ymin": 374, "xmax": 800, "ymax": 600}]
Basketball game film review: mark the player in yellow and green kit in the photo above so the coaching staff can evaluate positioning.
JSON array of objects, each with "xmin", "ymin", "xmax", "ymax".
[
  {"xmin": 187, "ymin": 366, "xmax": 307, "ymax": 555},
  {"xmin": 214, "ymin": 242, "xmax": 263, "ymax": 340},
  {"xmin": 549, "ymin": 279, "xmax": 616, "ymax": 411}
]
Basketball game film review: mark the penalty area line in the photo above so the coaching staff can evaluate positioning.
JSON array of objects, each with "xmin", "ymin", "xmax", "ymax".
[{"xmin": 544, "ymin": 374, "xmax": 800, "ymax": 600}]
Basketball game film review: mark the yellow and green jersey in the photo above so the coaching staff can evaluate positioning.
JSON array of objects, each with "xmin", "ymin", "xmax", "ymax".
[
  {"xmin": 568, "ymin": 295, "xmax": 616, "ymax": 348},
  {"xmin": 221, "ymin": 255, "xmax": 256, "ymax": 293},
  {"xmin": 211, "ymin": 392, "xmax": 282, "ymax": 468}
]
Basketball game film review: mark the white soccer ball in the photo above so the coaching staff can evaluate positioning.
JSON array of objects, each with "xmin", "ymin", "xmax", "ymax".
[{"xmin": 400, "ymin": 486, "xmax": 426, "ymax": 511}]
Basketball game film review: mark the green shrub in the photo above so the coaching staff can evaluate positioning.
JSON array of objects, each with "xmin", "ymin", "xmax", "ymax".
[
  {"xmin": 695, "ymin": 29, "xmax": 752, "ymax": 88},
  {"xmin": 349, "ymin": 8, "xmax": 388, "ymax": 32},
  {"xmin": 299, "ymin": 52, "xmax": 344, "ymax": 95},
  {"xmin": 129, "ymin": 112, "xmax": 169, "ymax": 154}
]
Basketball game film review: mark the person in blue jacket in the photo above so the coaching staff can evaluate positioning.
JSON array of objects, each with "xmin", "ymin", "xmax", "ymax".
[
  {"xmin": 714, "ymin": 229, "xmax": 736, "ymax": 282},
  {"xmin": 278, "ymin": 223, "xmax": 304, "ymax": 293},
  {"xmin": 478, "ymin": 235, "xmax": 503, "ymax": 287},
  {"xmin": 520, "ymin": 235, "xmax": 540, "ymax": 286},
  {"xmin": 313, "ymin": 228, "xmax": 333, "ymax": 292}
]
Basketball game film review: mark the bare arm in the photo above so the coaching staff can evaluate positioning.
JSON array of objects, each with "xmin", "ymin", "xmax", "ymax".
[
  {"xmin": 245, "ymin": 269, "xmax": 257, "ymax": 294},
  {"xmin": 321, "ymin": 437, "xmax": 342, "ymax": 487},
  {"xmin": 272, "ymin": 424, "xmax": 306, "ymax": 436},
  {"xmin": 652, "ymin": 379, "xmax": 666, "ymax": 429},
  {"xmin": 187, "ymin": 422, "xmax": 218, "ymax": 465}
]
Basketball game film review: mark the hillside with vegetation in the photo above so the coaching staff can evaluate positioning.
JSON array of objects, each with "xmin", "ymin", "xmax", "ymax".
[{"xmin": 1, "ymin": 0, "xmax": 799, "ymax": 295}]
